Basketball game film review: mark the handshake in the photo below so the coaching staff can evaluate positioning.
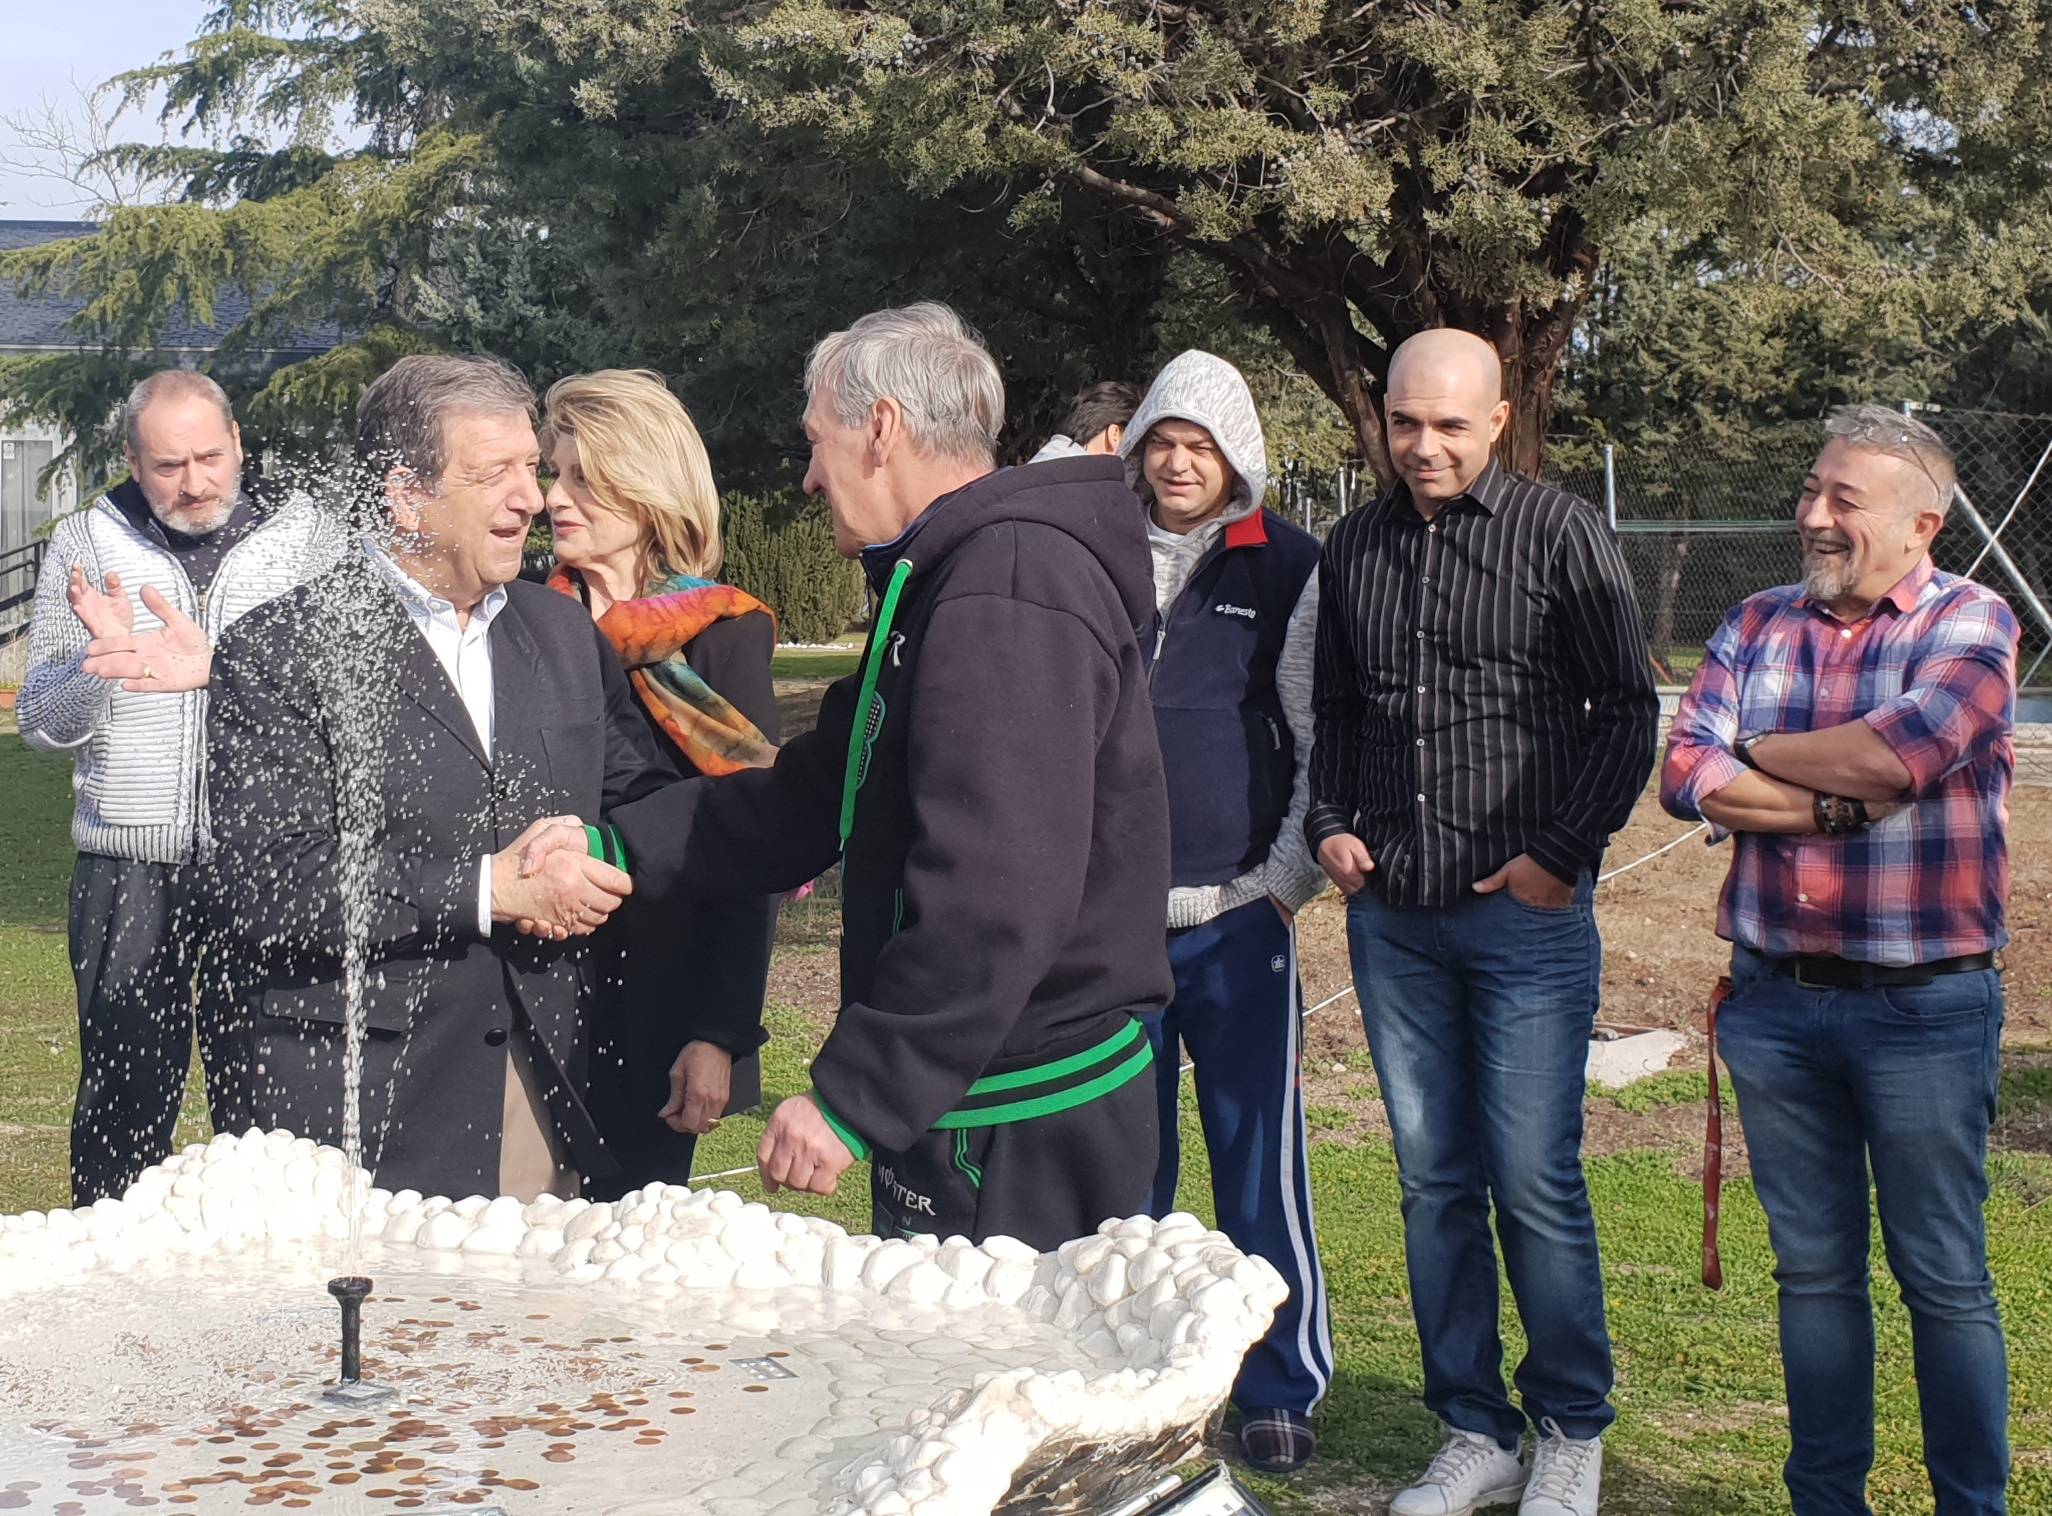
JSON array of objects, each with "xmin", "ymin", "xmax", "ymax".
[{"xmin": 487, "ymin": 817, "xmax": 632, "ymax": 940}]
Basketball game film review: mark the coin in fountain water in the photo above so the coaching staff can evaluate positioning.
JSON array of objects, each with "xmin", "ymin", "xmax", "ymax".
[{"xmin": 0, "ymin": 1131, "xmax": 1287, "ymax": 1513}]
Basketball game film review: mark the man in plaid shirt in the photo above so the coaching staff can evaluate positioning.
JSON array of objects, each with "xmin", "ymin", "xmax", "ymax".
[{"xmin": 1662, "ymin": 403, "xmax": 2017, "ymax": 1516}]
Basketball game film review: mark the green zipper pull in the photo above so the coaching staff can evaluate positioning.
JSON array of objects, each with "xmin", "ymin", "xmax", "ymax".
[{"xmin": 839, "ymin": 558, "xmax": 913, "ymax": 852}]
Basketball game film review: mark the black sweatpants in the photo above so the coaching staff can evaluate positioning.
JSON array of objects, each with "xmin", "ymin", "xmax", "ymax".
[
  {"xmin": 869, "ymin": 1070, "xmax": 1159, "ymax": 1252},
  {"xmin": 68, "ymin": 854, "xmax": 251, "ymax": 1205}
]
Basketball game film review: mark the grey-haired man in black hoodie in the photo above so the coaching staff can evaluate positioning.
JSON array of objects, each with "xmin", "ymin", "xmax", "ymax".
[{"xmin": 523, "ymin": 303, "xmax": 1173, "ymax": 1249}]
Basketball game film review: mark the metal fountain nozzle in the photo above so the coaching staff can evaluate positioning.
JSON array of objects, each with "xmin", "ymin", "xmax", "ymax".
[{"xmin": 324, "ymin": 1274, "xmax": 396, "ymax": 1404}]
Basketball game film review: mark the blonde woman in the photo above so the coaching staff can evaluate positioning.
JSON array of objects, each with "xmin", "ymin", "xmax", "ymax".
[{"xmin": 542, "ymin": 368, "xmax": 779, "ymax": 1200}]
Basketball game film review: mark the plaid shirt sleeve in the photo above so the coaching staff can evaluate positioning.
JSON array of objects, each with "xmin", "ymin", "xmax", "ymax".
[
  {"xmin": 1661, "ymin": 602, "xmax": 1749, "ymax": 832},
  {"xmin": 1862, "ymin": 591, "xmax": 2019, "ymax": 795}
]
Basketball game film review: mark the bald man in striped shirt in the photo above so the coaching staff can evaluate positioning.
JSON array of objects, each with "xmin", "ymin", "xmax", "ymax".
[{"xmin": 1308, "ymin": 329, "xmax": 1657, "ymax": 1516}]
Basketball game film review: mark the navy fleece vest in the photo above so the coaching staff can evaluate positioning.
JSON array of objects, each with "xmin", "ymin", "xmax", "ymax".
[{"xmin": 1149, "ymin": 509, "xmax": 1321, "ymax": 887}]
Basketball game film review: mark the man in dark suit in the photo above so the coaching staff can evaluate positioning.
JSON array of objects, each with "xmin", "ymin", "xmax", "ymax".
[{"xmin": 207, "ymin": 354, "xmax": 674, "ymax": 1201}]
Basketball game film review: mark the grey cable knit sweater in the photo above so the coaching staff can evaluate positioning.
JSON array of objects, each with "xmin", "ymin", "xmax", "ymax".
[{"xmin": 19, "ymin": 491, "xmax": 348, "ymax": 863}]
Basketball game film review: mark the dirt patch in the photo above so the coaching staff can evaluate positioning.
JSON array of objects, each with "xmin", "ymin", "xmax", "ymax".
[
  {"xmin": 763, "ymin": 688, "xmax": 2051, "ymax": 1166},
  {"xmin": 1289, "ymin": 785, "xmax": 2052, "ymax": 1165},
  {"xmin": 1995, "ymin": 1047, "xmax": 2052, "ymax": 1156},
  {"xmin": 774, "ymin": 679, "xmax": 834, "ymax": 741},
  {"xmin": 764, "ymin": 944, "xmax": 839, "ymax": 1030},
  {"xmin": 1292, "ymin": 782, "xmax": 2052, "ymax": 1048}
]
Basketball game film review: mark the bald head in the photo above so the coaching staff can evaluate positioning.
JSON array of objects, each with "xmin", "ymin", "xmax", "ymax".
[
  {"xmin": 1388, "ymin": 329, "xmax": 1504, "ymax": 404},
  {"xmin": 1384, "ymin": 328, "xmax": 1510, "ymax": 510}
]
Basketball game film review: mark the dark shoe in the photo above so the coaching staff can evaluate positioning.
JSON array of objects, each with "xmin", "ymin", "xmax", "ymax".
[{"xmin": 1240, "ymin": 1406, "xmax": 1316, "ymax": 1474}]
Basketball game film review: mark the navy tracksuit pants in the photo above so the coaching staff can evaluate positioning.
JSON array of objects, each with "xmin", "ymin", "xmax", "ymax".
[{"xmin": 1142, "ymin": 898, "xmax": 1335, "ymax": 1416}]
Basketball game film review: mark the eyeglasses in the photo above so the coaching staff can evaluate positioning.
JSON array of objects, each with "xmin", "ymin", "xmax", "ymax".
[
  {"xmin": 1823, "ymin": 414, "xmax": 1933, "ymax": 448},
  {"xmin": 1822, "ymin": 414, "xmax": 1953, "ymax": 504}
]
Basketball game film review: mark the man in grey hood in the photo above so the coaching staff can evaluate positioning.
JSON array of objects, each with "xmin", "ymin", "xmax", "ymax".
[{"xmin": 1118, "ymin": 349, "xmax": 1334, "ymax": 1473}]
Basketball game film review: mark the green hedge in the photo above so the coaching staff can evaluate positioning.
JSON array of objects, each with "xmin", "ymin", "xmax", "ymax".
[{"xmin": 722, "ymin": 491, "xmax": 867, "ymax": 645}]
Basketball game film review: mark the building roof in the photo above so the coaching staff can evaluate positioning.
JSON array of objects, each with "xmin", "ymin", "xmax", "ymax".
[{"xmin": 0, "ymin": 219, "xmax": 338, "ymax": 357}]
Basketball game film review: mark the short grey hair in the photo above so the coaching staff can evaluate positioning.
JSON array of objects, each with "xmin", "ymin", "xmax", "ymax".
[
  {"xmin": 355, "ymin": 353, "xmax": 536, "ymax": 490},
  {"xmin": 1824, "ymin": 403, "xmax": 1957, "ymax": 514},
  {"xmin": 804, "ymin": 302, "xmax": 1004, "ymax": 463},
  {"xmin": 122, "ymin": 369, "xmax": 234, "ymax": 454}
]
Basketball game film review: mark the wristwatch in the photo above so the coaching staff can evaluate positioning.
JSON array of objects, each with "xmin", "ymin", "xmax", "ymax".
[
  {"xmin": 1734, "ymin": 732, "xmax": 1770, "ymax": 769},
  {"xmin": 1811, "ymin": 793, "xmax": 1872, "ymax": 835}
]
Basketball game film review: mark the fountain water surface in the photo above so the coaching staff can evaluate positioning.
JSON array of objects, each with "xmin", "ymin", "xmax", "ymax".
[
  {"xmin": 0, "ymin": 1131, "xmax": 1286, "ymax": 1514},
  {"xmin": 9, "ymin": 480, "xmax": 1278, "ymax": 1515}
]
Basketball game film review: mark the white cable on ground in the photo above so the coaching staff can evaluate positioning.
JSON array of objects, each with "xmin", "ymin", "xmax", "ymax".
[
  {"xmin": 1201, "ymin": 823, "xmax": 1714, "ymax": 1076},
  {"xmin": 1305, "ymin": 985, "xmax": 1355, "ymax": 1017},
  {"xmin": 685, "ymin": 1163, "xmax": 759, "ymax": 1185},
  {"xmin": 1597, "ymin": 822, "xmax": 1710, "ymax": 882}
]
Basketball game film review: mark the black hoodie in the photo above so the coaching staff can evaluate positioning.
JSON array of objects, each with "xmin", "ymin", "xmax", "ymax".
[{"xmin": 610, "ymin": 455, "xmax": 1173, "ymax": 1155}]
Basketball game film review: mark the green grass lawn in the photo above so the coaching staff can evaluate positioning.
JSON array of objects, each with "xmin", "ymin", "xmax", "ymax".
[
  {"xmin": 3, "ymin": 718, "xmax": 2047, "ymax": 1512},
  {"xmin": 770, "ymin": 643, "xmax": 862, "ymax": 680}
]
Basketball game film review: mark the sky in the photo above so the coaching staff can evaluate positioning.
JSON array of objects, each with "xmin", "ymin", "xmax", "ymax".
[{"xmin": 0, "ymin": 1, "xmax": 222, "ymax": 218}]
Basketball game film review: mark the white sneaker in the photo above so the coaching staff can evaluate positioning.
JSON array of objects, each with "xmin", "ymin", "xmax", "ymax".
[
  {"xmin": 1390, "ymin": 1425, "xmax": 1528, "ymax": 1516},
  {"xmin": 1518, "ymin": 1418, "xmax": 1603, "ymax": 1516}
]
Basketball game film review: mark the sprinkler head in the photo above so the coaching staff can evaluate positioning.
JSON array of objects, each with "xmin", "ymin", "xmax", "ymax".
[
  {"xmin": 323, "ymin": 1274, "xmax": 397, "ymax": 1405},
  {"xmin": 328, "ymin": 1274, "xmax": 372, "ymax": 1309}
]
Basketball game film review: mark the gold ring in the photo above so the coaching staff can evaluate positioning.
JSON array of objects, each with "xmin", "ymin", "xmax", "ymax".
[{"xmin": 141, "ymin": 663, "xmax": 156, "ymax": 681}]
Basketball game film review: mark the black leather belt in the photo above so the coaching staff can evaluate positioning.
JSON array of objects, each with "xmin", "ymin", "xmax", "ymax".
[{"xmin": 1768, "ymin": 952, "xmax": 1995, "ymax": 990}]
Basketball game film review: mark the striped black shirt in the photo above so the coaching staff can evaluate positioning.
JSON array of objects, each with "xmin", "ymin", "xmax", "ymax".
[{"xmin": 1305, "ymin": 462, "xmax": 1658, "ymax": 906}]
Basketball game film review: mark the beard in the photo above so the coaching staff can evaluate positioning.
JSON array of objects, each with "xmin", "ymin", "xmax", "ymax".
[
  {"xmin": 147, "ymin": 482, "xmax": 242, "ymax": 538},
  {"xmin": 1800, "ymin": 531, "xmax": 1859, "ymax": 601}
]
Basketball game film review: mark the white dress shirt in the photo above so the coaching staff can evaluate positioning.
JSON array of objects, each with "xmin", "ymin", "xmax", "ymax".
[{"xmin": 367, "ymin": 545, "xmax": 508, "ymax": 935}]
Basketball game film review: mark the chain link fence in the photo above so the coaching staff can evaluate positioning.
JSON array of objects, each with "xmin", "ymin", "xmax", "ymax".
[
  {"xmin": 777, "ymin": 407, "xmax": 2052, "ymax": 944},
  {"xmin": 1919, "ymin": 406, "xmax": 2052, "ymax": 687},
  {"xmin": 1279, "ymin": 404, "xmax": 2052, "ymax": 689},
  {"xmin": 1547, "ymin": 432, "xmax": 1817, "ymax": 683}
]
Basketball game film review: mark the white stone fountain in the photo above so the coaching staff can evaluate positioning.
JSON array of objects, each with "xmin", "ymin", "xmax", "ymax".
[{"xmin": 0, "ymin": 1129, "xmax": 1285, "ymax": 1514}]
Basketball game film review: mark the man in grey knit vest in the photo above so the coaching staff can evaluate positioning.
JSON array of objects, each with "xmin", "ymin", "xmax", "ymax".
[
  {"xmin": 1118, "ymin": 350, "xmax": 1335, "ymax": 1473},
  {"xmin": 17, "ymin": 370, "xmax": 345, "ymax": 1204}
]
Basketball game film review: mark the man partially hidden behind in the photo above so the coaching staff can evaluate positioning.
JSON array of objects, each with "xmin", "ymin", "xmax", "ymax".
[
  {"xmin": 205, "ymin": 355, "xmax": 673, "ymax": 1201},
  {"xmin": 1027, "ymin": 380, "xmax": 1141, "ymax": 462},
  {"xmin": 1309, "ymin": 330, "xmax": 1657, "ymax": 1516},
  {"xmin": 527, "ymin": 303, "xmax": 1173, "ymax": 1249},
  {"xmin": 1662, "ymin": 405, "xmax": 2015, "ymax": 1516},
  {"xmin": 18, "ymin": 369, "xmax": 344, "ymax": 1204},
  {"xmin": 1118, "ymin": 350, "xmax": 1334, "ymax": 1473}
]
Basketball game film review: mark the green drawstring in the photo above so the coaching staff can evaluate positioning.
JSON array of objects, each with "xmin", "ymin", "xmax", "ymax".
[{"xmin": 839, "ymin": 559, "xmax": 913, "ymax": 851}]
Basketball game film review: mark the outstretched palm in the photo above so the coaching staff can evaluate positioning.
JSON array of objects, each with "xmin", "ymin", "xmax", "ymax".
[
  {"xmin": 67, "ymin": 566, "xmax": 135, "ymax": 639},
  {"xmin": 81, "ymin": 582, "xmax": 214, "ymax": 693}
]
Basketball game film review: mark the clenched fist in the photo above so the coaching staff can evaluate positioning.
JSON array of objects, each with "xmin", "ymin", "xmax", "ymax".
[
  {"xmin": 756, "ymin": 1095, "xmax": 855, "ymax": 1197},
  {"xmin": 1316, "ymin": 833, "xmax": 1376, "ymax": 895}
]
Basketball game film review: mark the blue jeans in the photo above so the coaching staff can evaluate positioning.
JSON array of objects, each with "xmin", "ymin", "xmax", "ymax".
[
  {"xmin": 1719, "ymin": 947, "xmax": 2010, "ymax": 1516},
  {"xmin": 1345, "ymin": 878, "xmax": 1614, "ymax": 1447}
]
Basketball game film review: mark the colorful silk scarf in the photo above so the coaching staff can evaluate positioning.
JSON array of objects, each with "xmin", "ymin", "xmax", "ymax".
[{"xmin": 548, "ymin": 567, "xmax": 779, "ymax": 777}]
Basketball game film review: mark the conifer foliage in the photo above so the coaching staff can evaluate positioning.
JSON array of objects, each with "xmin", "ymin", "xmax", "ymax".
[{"xmin": 5, "ymin": 1, "xmax": 2052, "ymax": 489}]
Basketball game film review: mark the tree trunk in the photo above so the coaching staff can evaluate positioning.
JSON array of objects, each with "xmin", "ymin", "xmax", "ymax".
[
  {"xmin": 1328, "ymin": 340, "xmax": 1394, "ymax": 492},
  {"xmin": 1501, "ymin": 353, "xmax": 1557, "ymax": 480},
  {"xmin": 1650, "ymin": 535, "xmax": 1688, "ymax": 682},
  {"xmin": 1491, "ymin": 297, "xmax": 1575, "ymax": 481}
]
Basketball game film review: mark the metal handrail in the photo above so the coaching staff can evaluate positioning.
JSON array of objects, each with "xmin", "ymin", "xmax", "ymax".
[{"xmin": 0, "ymin": 537, "xmax": 49, "ymax": 621}]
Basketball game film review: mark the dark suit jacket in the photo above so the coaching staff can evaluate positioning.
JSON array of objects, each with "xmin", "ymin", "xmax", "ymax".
[{"xmin": 206, "ymin": 551, "xmax": 675, "ymax": 1198}]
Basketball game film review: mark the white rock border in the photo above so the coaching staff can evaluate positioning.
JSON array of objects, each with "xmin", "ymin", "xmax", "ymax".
[{"xmin": 0, "ymin": 1129, "xmax": 1286, "ymax": 1516}]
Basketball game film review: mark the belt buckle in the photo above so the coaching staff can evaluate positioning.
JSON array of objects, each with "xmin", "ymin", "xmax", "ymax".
[{"xmin": 1793, "ymin": 959, "xmax": 1835, "ymax": 992}]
